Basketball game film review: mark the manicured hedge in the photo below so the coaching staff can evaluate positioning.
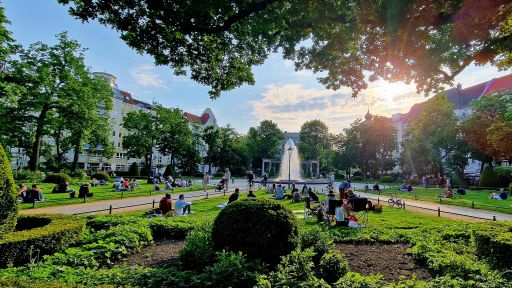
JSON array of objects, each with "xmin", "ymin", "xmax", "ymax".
[
  {"xmin": 0, "ymin": 214, "xmax": 85, "ymax": 267},
  {"xmin": 212, "ymin": 198, "xmax": 299, "ymax": 266},
  {"xmin": 0, "ymin": 144, "xmax": 18, "ymax": 234},
  {"xmin": 43, "ymin": 173, "xmax": 71, "ymax": 184},
  {"xmin": 474, "ymin": 229, "xmax": 512, "ymax": 270},
  {"xmin": 379, "ymin": 176, "xmax": 394, "ymax": 183},
  {"xmin": 149, "ymin": 217, "xmax": 198, "ymax": 239},
  {"xmin": 91, "ymin": 171, "xmax": 110, "ymax": 181}
]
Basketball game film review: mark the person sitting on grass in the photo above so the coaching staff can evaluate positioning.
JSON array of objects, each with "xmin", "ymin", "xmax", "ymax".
[
  {"xmin": 164, "ymin": 179, "xmax": 173, "ymax": 191},
  {"xmin": 407, "ymin": 184, "xmax": 414, "ymax": 192},
  {"xmin": 53, "ymin": 181, "xmax": 75, "ymax": 194},
  {"xmin": 373, "ymin": 183, "xmax": 380, "ymax": 192},
  {"xmin": 490, "ymin": 188, "xmax": 508, "ymax": 200},
  {"xmin": 159, "ymin": 193, "xmax": 173, "ymax": 215},
  {"xmin": 228, "ymin": 188, "xmax": 240, "ymax": 204},
  {"xmin": 27, "ymin": 184, "xmax": 45, "ymax": 202},
  {"xmin": 247, "ymin": 190, "xmax": 256, "ymax": 198},
  {"xmin": 301, "ymin": 183, "xmax": 308, "ymax": 195},
  {"xmin": 115, "ymin": 181, "xmax": 127, "ymax": 192},
  {"xmin": 305, "ymin": 196, "xmax": 324, "ymax": 222},
  {"xmin": 274, "ymin": 184, "xmax": 285, "ymax": 200},
  {"xmin": 153, "ymin": 181, "xmax": 161, "ymax": 192},
  {"xmin": 130, "ymin": 179, "xmax": 139, "ymax": 191},
  {"xmin": 439, "ymin": 187, "xmax": 453, "ymax": 199},
  {"xmin": 174, "ymin": 194, "xmax": 192, "ymax": 216},
  {"xmin": 77, "ymin": 183, "xmax": 93, "ymax": 198},
  {"xmin": 180, "ymin": 179, "xmax": 187, "ymax": 187},
  {"xmin": 456, "ymin": 187, "xmax": 466, "ymax": 195},
  {"xmin": 18, "ymin": 184, "xmax": 28, "ymax": 201},
  {"xmin": 267, "ymin": 183, "xmax": 276, "ymax": 194},
  {"xmin": 308, "ymin": 188, "xmax": 319, "ymax": 202},
  {"xmin": 292, "ymin": 189, "xmax": 303, "ymax": 202}
]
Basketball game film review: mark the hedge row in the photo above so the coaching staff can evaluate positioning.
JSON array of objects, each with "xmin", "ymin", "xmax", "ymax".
[
  {"xmin": 0, "ymin": 214, "xmax": 85, "ymax": 267},
  {"xmin": 474, "ymin": 229, "xmax": 512, "ymax": 270},
  {"xmin": 149, "ymin": 217, "xmax": 199, "ymax": 239},
  {"xmin": 0, "ymin": 144, "xmax": 18, "ymax": 234}
]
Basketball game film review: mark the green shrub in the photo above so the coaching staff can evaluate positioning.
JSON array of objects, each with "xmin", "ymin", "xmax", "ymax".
[
  {"xmin": 69, "ymin": 169, "xmax": 87, "ymax": 180},
  {"xmin": 333, "ymin": 272, "xmax": 383, "ymax": 288},
  {"xmin": 0, "ymin": 277, "xmax": 76, "ymax": 288},
  {"xmin": 0, "ymin": 144, "xmax": 18, "ymax": 234},
  {"xmin": 13, "ymin": 169, "xmax": 45, "ymax": 182},
  {"xmin": 214, "ymin": 170, "xmax": 224, "ymax": 177},
  {"xmin": 0, "ymin": 214, "xmax": 85, "ymax": 267},
  {"xmin": 43, "ymin": 173, "xmax": 71, "ymax": 184},
  {"xmin": 179, "ymin": 221, "xmax": 215, "ymax": 270},
  {"xmin": 509, "ymin": 183, "xmax": 512, "ymax": 194},
  {"xmin": 299, "ymin": 226, "xmax": 333, "ymax": 265},
  {"xmin": 474, "ymin": 230, "xmax": 512, "ymax": 270},
  {"xmin": 479, "ymin": 166, "xmax": 499, "ymax": 187},
  {"xmin": 164, "ymin": 164, "xmax": 173, "ymax": 177},
  {"xmin": 494, "ymin": 166, "xmax": 512, "ymax": 188},
  {"xmin": 379, "ymin": 176, "xmax": 393, "ymax": 183},
  {"xmin": 195, "ymin": 251, "xmax": 263, "ymax": 288},
  {"xmin": 212, "ymin": 198, "xmax": 299, "ymax": 266},
  {"xmin": 128, "ymin": 162, "xmax": 141, "ymax": 177},
  {"xmin": 86, "ymin": 215, "xmax": 146, "ymax": 231},
  {"xmin": 91, "ymin": 171, "xmax": 110, "ymax": 181},
  {"xmin": 149, "ymin": 217, "xmax": 197, "ymax": 239},
  {"xmin": 318, "ymin": 251, "xmax": 348, "ymax": 284},
  {"xmin": 351, "ymin": 176, "xmax": 363, "ymax": 181}
]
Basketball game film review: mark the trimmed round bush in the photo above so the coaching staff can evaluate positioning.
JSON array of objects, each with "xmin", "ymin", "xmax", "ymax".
[
  {"xmin": 479, "ymin": 166, "xmax": 499, "ymax": 187},
  {"xmin": 128, "ymin": 162, "xmax": 140, "ymax": 177},
  {"xmin": 318, "ymin": 250, "xmax": 348, "ymax": 283},
  {"xmin": 91, "ymin": 171, "xmax": 110, "ymax": 181},
  {"xmin": 379, "ymin": 176, "xmax": 393, "ymax": 183},
  {"xmin": 212, "ymin": 198, "xmax": 299, "ymax": 265},
  {"xmin": 43, "ymin": 173, "xmax": 71, "ymax": 184},
  {"xmin": 0, "ymin": 214, "xmax": 85, "ymax": 267},
  {"xmin": 0, "ymin": 144, "xmax": 18, "ymax": 234}
]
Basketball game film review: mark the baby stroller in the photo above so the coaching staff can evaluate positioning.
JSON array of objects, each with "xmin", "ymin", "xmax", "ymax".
[{"xmin": 215, "ymin": 180, "xmax": 224, "ymax": 192}]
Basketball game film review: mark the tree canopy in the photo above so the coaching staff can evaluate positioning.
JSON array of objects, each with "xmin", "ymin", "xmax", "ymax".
[
  {"xmin": 58, "ymin": 0, "xmax": 512, "ymax": 98},
  {"xmin": 246, "ymin": 120, "xmax": 284, "ymax": 169}
]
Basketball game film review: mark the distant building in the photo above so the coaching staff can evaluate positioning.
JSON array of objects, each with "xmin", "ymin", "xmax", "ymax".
[
  {"xmin": 9, "ymin": 72, "xmax": 218, "ymax": 175},
  {"xmin": 390, "ymin": 73, "xmax": 512, "ymax": 174}
]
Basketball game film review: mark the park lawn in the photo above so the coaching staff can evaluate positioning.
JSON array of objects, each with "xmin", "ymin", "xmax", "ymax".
[
  {"xmin": 366, "ymin": 187, "xmax": 512, "ymax": 214},
  {"xmin": 122, "ymin": 188, "xmax": 460, "ymax": 229},
  {"xmin": 19, "ymin": 182, "xmax": 209, "ymax": 210}
]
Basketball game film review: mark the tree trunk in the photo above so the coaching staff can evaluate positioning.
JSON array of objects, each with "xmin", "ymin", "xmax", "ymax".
[
  {"xmin": 28, "ymin": 103, "xmax": 50, "ymax": 171},
  {"xmin": 72, "ymin": 136, "xmax": 82, "ymax": 172},
  {"xmin": 55, "ymin": 126, "xmax": 62, "ymax": 163}
]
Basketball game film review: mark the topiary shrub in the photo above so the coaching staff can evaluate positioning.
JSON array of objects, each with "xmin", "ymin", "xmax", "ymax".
[
  {"xmin": 91, "ymin": 171, "xmax": 110, "ymax": 181},
  {"xmin": 0, "ymin": 214, "xmax": 85, "ymax": 267},
  {"xmin": 317, "ymin": 250, "xmax": 348, "ymax": 284},
  {"xmin": 43, "ymin": 173, "xmax": 71, "ymax": 184},
  {"xmin": 212, "ymin": 198, "xmax": 299, "ymax": 266},
  {"xmin": 0, "ymin": 144, "xmax": 18, "ymax": 234},
  {"xmin": 379, "ymin": 176, "xmax": 393, "ymax": 183},
  {"xmin": 351, "ymin": 176, "xmax": 363, "ymax": 181},
  {"xmin": 494, "ymin": 166, "xmax": 512, "ymax": 188},
  {"xmin": 128, "ymin": 162, "xmax": 140, "ymax": 177},
  {"xmin": 163, "ymin": 164, "xmax": 173, "ymax": 177},
  {"xmin": 13, "ymin": 169, "xmax": 45, "ymax": 182},
  {"xmin": 479, "ymin": 166, "xmax": 499, "ymax": 187}
]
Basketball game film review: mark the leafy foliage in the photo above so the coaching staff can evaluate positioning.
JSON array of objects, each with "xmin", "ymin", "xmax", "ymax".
[
  {"xmin": 0, "ymin": 214, "xmax": 84, "ymax": 267},
  {"xmin": 57, "ymin": 1, "xmax": 512, "ymax": 99},
  {"xmin": 479, "ymin": 166, "xmax": 499, "ymax": 188},
  {"xmin": 246, "ymin": 120, "xmax": 284, "ymax": 169},
  {"xmin": 91, "ymin": 171, "xmax": 110, "ymax": 181},
  {"xmin": 179, "ymin": 221, "xmax": 215, "ymax": 270},
  {"xmin": 0, "ymin": 144, "xmax": 17, "ymax": 234},
  {"xmin": 318, "ymin": 251, "xmax": 348, "ymax": 284},
  {"xmin": 43, "ymin": 173, "xmax": 71, "ymax": 184},
  {"xmin": 128, "ymin": 162, "xmax": 140, "ymax": 177},
  {"xmin": 212, "ymin": 198, "xmax": 299, "ymax": 265}
]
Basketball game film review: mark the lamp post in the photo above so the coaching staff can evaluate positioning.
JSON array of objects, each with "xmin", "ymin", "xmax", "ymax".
[{"xmin": 287, "ymin": 147, "xmax": 293, "ymax": 189}]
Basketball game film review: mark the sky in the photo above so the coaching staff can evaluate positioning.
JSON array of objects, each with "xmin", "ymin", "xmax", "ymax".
[{"xmin": 3, "ymin": 0, "xmax": 510, "ymax": 134}]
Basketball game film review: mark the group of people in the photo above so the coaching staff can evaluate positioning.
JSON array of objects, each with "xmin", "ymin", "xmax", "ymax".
[
  {"xmin": 227, "ymin": 188, "xmax": 257, "ymax": 204},
  {"xmin": 266, "ymin": 183, "xmax": 320, "ymax": 203},
  {"xmin": 152, "ymin": 176, "xmax": 192, "ymax": 192},
  {"xmin": 158, "ymin": 193, "xmax": 192, "ymax": 216},
  {"xmin": 17, "ymin": 184, "xmax": 45, "ymax": 203},
  {"xmin": 490, "ymin": 188, "xmax": 509, "ymax": 200},
  {"xmin": 113, "ymin": 177, "xmax": 140, "ymax": 192},
  {"xmin": 307, "ymin": 187, "xmax": 364, "ymax": 227}
]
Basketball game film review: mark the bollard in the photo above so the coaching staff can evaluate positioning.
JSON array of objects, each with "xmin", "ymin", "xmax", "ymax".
[
  {"xmin": 109, "ymin": 205, "xmax": 113, "ymax": 214},
  {"xmin": 150, "ymin": 189, "xmax": 152, "ymax": 196},
  {"xmin": 83, "ymin": 194, "xmax": 86, "ymax": 203},
  {"xmin": 414, "ymin": 194, "xmax": 417, "ymax": 201},
  {"xmin": 121, "ymin": 190, "xmax": 124, "ymax": 199},
  {"xmin": 403, "ymin": 202, "xmax": 406, "ymax": 210},
  {"xmin": 206, "ymin": 191, "xmax": 209, "ymax": 199},
  {"xmin": 223, "ymin": 190, "xmax": 226, "ymax": 196},
  {"xmin": 493, "ymin": 216, "xmax": 496, "ymax": 221},
  {"xmin": 152, "ymin": 199, "xmax": 155, "ymax": 208},
  {"xmin": 439, "ymin": 198, "xmax": 442, "ymax": 204},
  {"xmin": 32, "ymin": 199, "xmax": 36, "ymax": 208},
  {"xmin": 377, "ymin": 197, "xmax": 380, "ymax": 204},
  {"xmin": 471, "ymin": 201, "xmax": 475, "ymax": 209},
  {"xmin": 438, "ymin": 207, "xmax": 441, "ymax": 217}
]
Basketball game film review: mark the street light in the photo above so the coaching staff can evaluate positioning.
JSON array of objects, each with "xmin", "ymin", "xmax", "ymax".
[{"xmin": 287, "ymin": 146, "xmax": 293, "ymax": 189}]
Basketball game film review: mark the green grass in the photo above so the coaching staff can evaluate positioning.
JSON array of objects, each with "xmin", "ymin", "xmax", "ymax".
[
  {"xmin": 18, "ymin": 182, "xmax": 209, "ymax": 210},
  {"xmin": 364, "ymin": 187, "xmax": 512, "ymax": 214},
  {"xmin": 122, "ymin": 188, "xmax": 460, "ymax": 228}
]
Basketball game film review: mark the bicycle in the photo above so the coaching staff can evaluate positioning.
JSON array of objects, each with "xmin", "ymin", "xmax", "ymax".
[{"xmin": 387, "ymin": 192, "xmax": 403, "ymax": 208}]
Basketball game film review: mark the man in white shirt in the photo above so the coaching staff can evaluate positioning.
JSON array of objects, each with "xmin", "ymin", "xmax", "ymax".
[
  {"xmin": 222, "ymin": 168, "xmax": 231, "ymax": 193},
  {"xmin": 275, "ymin": 185, "xmax": 284, "ymax": 200},
  {"xmin": 174, "ymin": 194, "xmax": 191, "ymax": 216}
]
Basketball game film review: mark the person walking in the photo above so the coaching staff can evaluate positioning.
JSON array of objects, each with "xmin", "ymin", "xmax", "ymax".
[
  {"xmin": 202, "ymin": 172, "xmax": 210, "ymax": 192},
  {"xmin": 223, "ymin": 168, "xmax": 231, "ymax": 193}
]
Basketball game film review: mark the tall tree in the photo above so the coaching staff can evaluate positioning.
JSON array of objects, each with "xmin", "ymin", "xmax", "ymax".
[
  {"xmin": 201, "ymin": 125, "xmax": 221, "ymax": 174},
  {"xmin": 59, "ymin": 0, "xmax": 512, "ymax": 98},
  {"xmin": 3, "ymin": 32, "xmax": 102, "ymax": 170},
  {"xmin": 212, "ymin": 125, "xmax": 249, "ymax": 174},
  {"xmin": 299, "ymin": 119, "xmax": 331, "ymax": 166},
  {"xmin": 462, "ymin": 91, "xmax": 512, "ymax": 165},
  {"xmin": 246, "ymin": 120, "xmax": 284, "ymax": 169},
  {"xmin": 122, "ymin": 109, "xmax": 158, "ymax": 176},
  {"xmin": 401, "ymin": 93, "xmax": 467, "ymax": 177}
]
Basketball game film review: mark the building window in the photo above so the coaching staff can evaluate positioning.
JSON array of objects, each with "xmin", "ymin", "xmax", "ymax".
[
  {"xmin": 117, "ymin": 142, "xmax": 121, "ymax": 148},
  {"xmin": 118, "ymin": 132, "xmax": 122, "ymax": 137},
  {"xmin": 116, "ymin": 153, "xmax": 124, "ymax": 159},
  {"xmin": 112, "ymin": 131, "xmax": 116, "ymax": 137}
]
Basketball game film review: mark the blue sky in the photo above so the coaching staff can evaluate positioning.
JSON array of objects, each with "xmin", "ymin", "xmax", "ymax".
[{"xmin": 3, "ymin": 0, "xmax": 510, "ymax": 133}]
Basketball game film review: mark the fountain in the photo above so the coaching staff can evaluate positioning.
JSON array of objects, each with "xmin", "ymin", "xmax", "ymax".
[{"xmin": 277, "ymin": 139, "xmax": 303, "ymax": 181}]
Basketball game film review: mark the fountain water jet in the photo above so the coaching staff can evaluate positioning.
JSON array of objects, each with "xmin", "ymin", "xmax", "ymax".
[{"xmin": 277, "ymin": 139, "xmax": 302, "ymax": 181}]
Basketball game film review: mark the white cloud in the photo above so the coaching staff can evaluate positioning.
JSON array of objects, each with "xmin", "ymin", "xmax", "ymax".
[
  {"xmin": 250, "ymin": 81, "xmax": 428, "ymax": 132},
  {"xmin": 130, "ymin": 64, "xmax": 169, "ymax": 89}
]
